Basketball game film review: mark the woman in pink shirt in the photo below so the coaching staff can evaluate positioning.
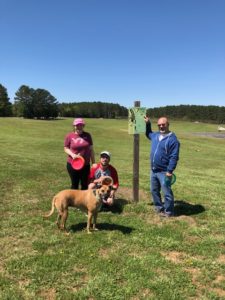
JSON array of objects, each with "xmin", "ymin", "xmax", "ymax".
[{"xmin": 64, "ymin": 118, "xmax": 95, "ymax": 189}]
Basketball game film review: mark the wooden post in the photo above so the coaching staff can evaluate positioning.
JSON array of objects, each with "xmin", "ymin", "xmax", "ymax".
[{"xmin": 133, "ymin": 100, "xmax": 140, "ymax": 202}]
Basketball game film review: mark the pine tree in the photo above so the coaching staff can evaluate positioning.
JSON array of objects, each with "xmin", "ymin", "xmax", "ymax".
[{"xmin": 0, "ymin": 84, "xmax": 12, "ymax": 116}]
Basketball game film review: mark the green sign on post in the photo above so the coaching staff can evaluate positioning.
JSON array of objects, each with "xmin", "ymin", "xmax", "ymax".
[{"xmin": 128, "ymin": 107, "xmax": 146, "ymax": 134}]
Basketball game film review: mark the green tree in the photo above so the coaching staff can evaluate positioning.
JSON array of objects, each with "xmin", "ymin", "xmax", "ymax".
[
  {"xmin": 14, "ymin": 85, "xmax": 58, "ymax": 119},
  {"xmin": 32, "ymin": 89, "xmax": 58, "ymax": 119},
  {"xmin": 14, "ymin": 85, "xmax": 34, "ymax": 118},
  {"xmin": 0, "ymin": 84, "xmax": 12, "ymax": 116}
]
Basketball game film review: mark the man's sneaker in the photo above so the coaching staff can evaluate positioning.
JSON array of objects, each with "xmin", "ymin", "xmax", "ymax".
[{"xmin": 159, "ymin": 212, "xmax": 173, "ymax": 218}]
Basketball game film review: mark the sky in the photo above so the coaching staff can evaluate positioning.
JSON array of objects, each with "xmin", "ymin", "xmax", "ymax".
[{"xmin": 1, "ymin": 0, "xmax": 225, "ymax": 109}]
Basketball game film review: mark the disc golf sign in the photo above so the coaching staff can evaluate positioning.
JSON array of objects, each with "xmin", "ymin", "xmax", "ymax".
[{"xmin": 128, "ymin": 107, "xmax": 146, "ymax": 134}]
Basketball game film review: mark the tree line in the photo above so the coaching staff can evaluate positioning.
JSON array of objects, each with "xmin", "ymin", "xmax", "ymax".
[
  {"xmin": 58, "ymin": 102, "xmax": 127, "ymax": 119},
  {"xmin": 0, "ymin": 83, "xmax": 225, "ymax": 123},
  {"xmin": 0, "ymin": 84, "xmax": 127, "ymax": 119},
  {"xmin": 147, "ymin": 105, "xmax": 225, "ymax": 124}
]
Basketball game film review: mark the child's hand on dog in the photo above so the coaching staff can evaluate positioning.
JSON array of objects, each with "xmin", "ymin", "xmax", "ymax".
[{"xmin": 93, "ymin": 178, "xmax": 102, "ymax": 184}]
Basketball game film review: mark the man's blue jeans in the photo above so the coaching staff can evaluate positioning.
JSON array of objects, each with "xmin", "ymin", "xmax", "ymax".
[{"xmin": 151, "ymin": 171, "xmax": 174, "ymax": 216}]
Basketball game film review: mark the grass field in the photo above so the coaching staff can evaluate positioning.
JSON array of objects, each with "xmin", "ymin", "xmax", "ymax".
[{"xmin": 1, "ymin": 117, "xmax": 225, "ymax": 300}]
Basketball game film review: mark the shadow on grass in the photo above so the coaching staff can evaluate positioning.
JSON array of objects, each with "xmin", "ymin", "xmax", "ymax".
[
  {"xmin": 70, "ymin": 222, "xmax": 133, "ymax": 234},
  {"xmin": 174, "ymin": 199, "xmax": 205, "ymax": 216}
]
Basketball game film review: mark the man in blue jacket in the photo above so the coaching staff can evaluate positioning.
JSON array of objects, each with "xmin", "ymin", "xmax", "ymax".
[{"xmin": 144, "ymin": 116, "xmax": 180, "ymax": 217}]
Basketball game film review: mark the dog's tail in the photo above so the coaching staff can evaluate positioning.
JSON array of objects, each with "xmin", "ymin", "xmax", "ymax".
[{"xmin": 43, "ymin": 196, "xmax": 56, "ymax": 218}]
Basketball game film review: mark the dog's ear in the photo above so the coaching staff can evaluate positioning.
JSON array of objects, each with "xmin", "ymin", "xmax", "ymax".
[{"xmin": 109, "ymin": 185, "xmax": 117, "ymax": 191}]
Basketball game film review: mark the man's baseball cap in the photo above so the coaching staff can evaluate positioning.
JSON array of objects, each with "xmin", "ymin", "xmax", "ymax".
[
  {"xmin": 100, "ymin": 151, "xmax": 111, "ymax": 158},
  {"xmin": 73, "ymin": 118, "xmax": 85, "ymax": 126}
]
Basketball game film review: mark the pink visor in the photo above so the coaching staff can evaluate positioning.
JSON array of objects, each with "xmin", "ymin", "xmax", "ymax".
[
  {"xmin": 71, "ymin": 156, "xmax": 85, "ymax": 170},
  {"xmin": 73, "ymin": 118, "xmax": 85, "ymax": 126}
]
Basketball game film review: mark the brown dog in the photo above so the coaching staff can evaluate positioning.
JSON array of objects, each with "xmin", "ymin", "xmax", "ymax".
[{"xmin": 44, "ymin": 185, "xmax": 111, "ymax": 233}]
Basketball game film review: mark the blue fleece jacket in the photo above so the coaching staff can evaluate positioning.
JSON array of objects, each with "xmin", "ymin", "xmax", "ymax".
[{"xmin": 146, "ymin": 122, "xmax": 180, "ymax": 173}]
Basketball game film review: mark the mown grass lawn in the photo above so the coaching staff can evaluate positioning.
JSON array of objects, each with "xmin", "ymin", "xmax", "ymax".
[{"xmin": 1, "ymin": 117, "xmax": 225, "ymax": 300}]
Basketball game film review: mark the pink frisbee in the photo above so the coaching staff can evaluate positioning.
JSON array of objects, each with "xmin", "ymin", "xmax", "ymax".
[{"xmin": 71, "ymin": 156, "xmax": 85, "ymax": 170}]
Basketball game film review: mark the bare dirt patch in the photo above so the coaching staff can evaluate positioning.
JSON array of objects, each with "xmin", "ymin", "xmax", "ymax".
[
  {"xmin": 98, "ymin": 248, "xmax": 111, "ymax": 258},
  {"xmin": 131, "ymin": 288, "xmax": 154, "ymax": 299},
  {"xmin": 209, "ymin": 287, "xmax": 225, "ymax": 297},
  {"xmin": 213, "ymin": 275, "xmax": 225, "ymax": 284},
  {"xmin": 117, "ymin": 186, "xmax": 149, "ymax": 202},
  {"xmin": 38, "ymin": 288, "xmax": 56, "ymax": 300},
  {"xmin": 176, "ymin": 215, "xmax": 197, "ymax": 226},
  {"xmin": 161, "ymin": 251, "xmax": 186, "ymax": 264},
  {"xmin": 217, "ymin": 255, "xmax": 225, "ymax": 264},
  {"xmin": 185, "ymin": 267, "xmax": 201, "ymax": 284}
]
